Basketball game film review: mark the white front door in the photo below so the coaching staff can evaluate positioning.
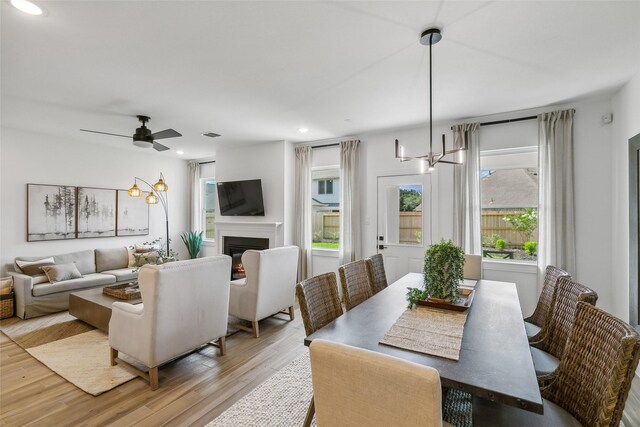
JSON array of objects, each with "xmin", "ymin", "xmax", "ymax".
[{"xmin": 377, "ymin": 174, "xmax": 432, "ymax": 283}]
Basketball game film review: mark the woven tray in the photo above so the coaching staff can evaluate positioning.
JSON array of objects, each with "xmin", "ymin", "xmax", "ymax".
[
  {"xmin": 416, "ymin": 288, "xmax": 475, "ymax": 312},
  {"xmin": 103, "ymin": 283, "xmax": 140, "ymax": 300}
]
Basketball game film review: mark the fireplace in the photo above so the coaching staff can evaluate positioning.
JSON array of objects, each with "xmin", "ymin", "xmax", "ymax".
[{"xmin": 223, "ymin": 236, "xmax": 270, "ymax": 280}]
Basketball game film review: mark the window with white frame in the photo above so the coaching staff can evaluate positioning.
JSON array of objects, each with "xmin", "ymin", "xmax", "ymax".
[
  {"xmin": 201, "ymin": 178, "xmax": 216, "ymax": 240},
  {"xmin": 311, "ymin": 146, "xmax": 340, "ymax": 250},
  {"xmin": 480, "ymin": 147, "xmax": 538, "ymax": 262}
]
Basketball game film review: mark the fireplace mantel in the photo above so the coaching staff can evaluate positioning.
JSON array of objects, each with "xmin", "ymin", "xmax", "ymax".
[{"xmin": 214, "ymin": 221, "xmax": 283, "ymax": 254}]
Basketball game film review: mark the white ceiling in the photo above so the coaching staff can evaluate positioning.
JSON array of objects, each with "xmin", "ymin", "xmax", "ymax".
[{"xmin": 2, "ymin": 1, "xmax": 640, "ymax": 160}]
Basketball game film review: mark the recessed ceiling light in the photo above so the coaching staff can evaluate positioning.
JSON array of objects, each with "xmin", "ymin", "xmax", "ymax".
[
  {"xmin": 176, "ymin": 150, "xmax": 185, "ymax": 155},
  {"xmin": 298, "ymin": 128, "xmax": 309, "ymax": 133},
  {"xmin": 11, "ymin": 0, "xmax": 43, "ymax": 15}
]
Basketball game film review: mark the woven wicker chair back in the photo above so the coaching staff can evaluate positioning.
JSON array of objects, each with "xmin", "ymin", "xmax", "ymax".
[
  {"xmin": 366, "ymin": 254, "xmax": 388, "ymax": 294},
  {"xmin": 339, "ymin": 260, "xmax": 374, "ymax": 311},
  {"xmin": 526, "ymin": 265, "xmax": 570, "ymax": 327},
  {"xmin": 541, "ymin": 302, "xmax": 640, "ymax": 426},
  {"xmin": 296, "ymin": 272, "xmax": 343, "ymax": 336},
  {"xmin": 535, "ymin": 277, "xmax": 598, "ymax": 360}
]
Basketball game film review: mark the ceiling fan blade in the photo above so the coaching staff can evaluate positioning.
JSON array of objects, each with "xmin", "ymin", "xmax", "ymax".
[
  {"xmin": 150, "ymin": 129, "xmax": 181, "ymax": 140},
  {"xmin": 80, "ymin": 129, "xmax": 131, "ymax": 138},
  {"xmin": 153, "ymin": 141, "xmax": 170, "ymax": 152}
]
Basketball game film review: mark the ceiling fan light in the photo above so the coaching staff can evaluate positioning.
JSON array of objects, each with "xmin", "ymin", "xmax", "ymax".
[
  {"xmin": 146, "ymin": 192, "xmax": 159, "ymax": 205},
  {"xmin": 133, "ymin": 138, "xmax": 151, "ymax": 148},
  {"xmin": 153, "ymin": 178, "xmax": 168, "ymax": 192},
  {"xmin": 128, "ymin": 183, "xmax": 142, "ymax": 197}
]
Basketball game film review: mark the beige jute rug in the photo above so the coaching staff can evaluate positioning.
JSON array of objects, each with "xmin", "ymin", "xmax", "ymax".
[
  {"xmin": 0, "ymin": 312, "xmax": 136, "ymax": 395},
  {"xmin": 207, "ymin": 352, "xmax": 316, "ymax": 427},
  {"xmin": 380, "ymin": 306, "xmax": 468, "ymax": 361}
]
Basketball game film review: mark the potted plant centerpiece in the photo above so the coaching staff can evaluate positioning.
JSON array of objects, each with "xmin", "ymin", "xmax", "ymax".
[
  {"xmin": 181, "ymin": 231, "xmax": 204, "ymax": 259},
  {"xmin": 406, "ymin": 239, "xmax": 465, "ymax": 308}
]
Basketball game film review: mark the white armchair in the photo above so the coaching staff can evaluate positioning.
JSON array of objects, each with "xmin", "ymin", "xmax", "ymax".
[
  {"xmin": 228, "ymin": 245, "xmax": 299, "ymax": 338},
  {"xmin": 108, "ymin": 256, "xmax": 231, "ymax": 390}
]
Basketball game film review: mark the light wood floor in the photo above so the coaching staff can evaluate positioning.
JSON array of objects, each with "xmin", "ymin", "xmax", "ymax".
[{"xmin": 0, "ymin": 311, "xmax": 308, "ymax": 426}]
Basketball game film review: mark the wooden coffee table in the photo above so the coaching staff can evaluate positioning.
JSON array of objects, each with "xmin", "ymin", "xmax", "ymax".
[{"xmin": 69, "ymin": 287, "xmax": 142, "ymax": 332}]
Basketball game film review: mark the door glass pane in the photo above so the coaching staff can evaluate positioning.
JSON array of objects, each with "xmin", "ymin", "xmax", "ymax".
[{"xmin": 385, "ymin": 184, "xmax": 422, "ymax": 245}]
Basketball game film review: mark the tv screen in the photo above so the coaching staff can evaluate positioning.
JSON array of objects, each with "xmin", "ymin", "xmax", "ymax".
[{"xmin": 217, "ymin": 179, "xmax": 265, "ymax": 216}]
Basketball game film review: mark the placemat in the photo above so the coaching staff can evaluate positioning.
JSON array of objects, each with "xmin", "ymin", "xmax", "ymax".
[{"xmin": 379, "ymin": 306, "xmax": 468, "ymax": 361}]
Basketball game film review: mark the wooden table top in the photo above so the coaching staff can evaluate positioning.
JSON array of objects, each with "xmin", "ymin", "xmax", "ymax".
[{"xmin": 304, "ymin": 272, "xmax": 543, "ymax": 414}]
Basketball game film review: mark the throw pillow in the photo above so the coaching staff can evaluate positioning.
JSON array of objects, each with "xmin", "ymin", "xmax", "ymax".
[
  {"xmin": 16, "ymin": 257, "xmax": 55, "ymax": 276},
  {"xmin": 40, "ymin": 263, "xmax": 82, "ymax": 283}
]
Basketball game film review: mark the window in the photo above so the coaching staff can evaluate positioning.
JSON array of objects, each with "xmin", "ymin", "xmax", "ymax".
[
  {"xmin": 201, "ymin": 178, "xmax": 216, "ymax": 240},
  {"xmin": 480, "ymin": 147, "xmax": 538, "ymax": 262},
  {"xmin": 311, "ymin": 147, "xmax": 340, "ymax": 250},
  {"xmin": 318, "ymin": 179, "xmax": 334, "ymax": 195}
]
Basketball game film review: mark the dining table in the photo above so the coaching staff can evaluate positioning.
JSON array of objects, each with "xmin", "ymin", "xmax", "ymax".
[{"xmin": 304, "ymin": 272, "xmax": 544, "ymax": 414}]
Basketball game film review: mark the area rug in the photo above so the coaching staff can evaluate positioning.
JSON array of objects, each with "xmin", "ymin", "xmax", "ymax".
[
  {"xmin": 0, "ymin": 312, "xmax": 136, "ymax": 396},
  {"xmin": 206, "ymin": 352, "xmax": 472, "ymax": 427}
]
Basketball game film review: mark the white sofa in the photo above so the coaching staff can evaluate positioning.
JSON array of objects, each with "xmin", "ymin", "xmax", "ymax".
[
  {"xmin": 228, "ymin": 245, "xmax": 299, "ymax": 337},
  {"xmin": 109, "ymin": 256, "xmax": 231, "ymax": 390},
  {"xmin": 9, "ymin": 247, "xmax": 137, "ymax": 319}
]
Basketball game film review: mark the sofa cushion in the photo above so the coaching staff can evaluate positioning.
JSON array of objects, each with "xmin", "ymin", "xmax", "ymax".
[
  {"xmin": 96, "ymin": 247, "xmax": 129, "ymax": 272},
  {"xmin": 15, "ymin": 257, "xmax": 56, "ymax": 276},
  {"xmin": 53, "ymin": 250, "xmax": 96, "ymax": 275},
  {"xmin": 41, "ymin": 263, "xmax": 82, "ymax": 283},
  {"xmin": 101, "ymin": 268, "xmax": 137, "ymax": 282},
  {"xmin": 32, "ymin": 273, "xmax": 116, "ymax": 297}
]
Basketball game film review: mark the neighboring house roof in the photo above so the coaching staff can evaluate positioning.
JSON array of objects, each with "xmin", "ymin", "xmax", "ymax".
[
  {"xmin": 481, "ymin": 168, "xmax": 538, "ymax": 208},
  {"xmin": 413, "ymin": 203, "xmax": 422, "ymax": 212},
  {"xmin": 312, "ymin": 198, "xmax": 339, "ymax": 208}
]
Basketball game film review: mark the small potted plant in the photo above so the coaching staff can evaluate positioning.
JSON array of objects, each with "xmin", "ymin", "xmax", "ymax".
[
  {"xmin": 406, "ymin": 239, "xmax": 465, "ymax": 308},
  {"xmin": 181, "ymin": 231, "xmax": 204, "ymax": 259}
]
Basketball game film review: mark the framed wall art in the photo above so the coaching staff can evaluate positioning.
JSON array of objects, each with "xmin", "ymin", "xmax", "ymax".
[
  {"xmin": 116, "ymin": 189, "xmax": 149, "ymax": 236},
  {"xmin": 77, "ymin": 187, "xmax": 116, "ymax": 238},
  {"xmin": 27, "ymin": 184, "xmax": 77, "ymax": 241}
]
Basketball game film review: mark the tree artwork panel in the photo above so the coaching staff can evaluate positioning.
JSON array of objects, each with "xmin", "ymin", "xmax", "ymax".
[
  {"xmin": 116, "ymin": 190, "xmax": 149, "ymax": 236},
  {"xmin": 27, "ymin": 184, "xmax": 77, "ymax": 241},
  {"xmin": 77, "ymin": 187, "xmax": 116, "ymax": 238}
]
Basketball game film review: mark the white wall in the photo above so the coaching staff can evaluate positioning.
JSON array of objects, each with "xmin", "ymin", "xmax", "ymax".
[
  {"xmin": 611, "ymin": 71, "xmax": 640, "ymax": 322},
  {"xmin": 0, "ymin": 128, "xmax": 189, "ymax": 275}
]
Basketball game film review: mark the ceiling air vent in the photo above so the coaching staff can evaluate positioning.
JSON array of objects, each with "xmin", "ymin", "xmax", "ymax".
[{"xmin": 202, "ymin": 132, "xmax": 221, "ymax": 138}]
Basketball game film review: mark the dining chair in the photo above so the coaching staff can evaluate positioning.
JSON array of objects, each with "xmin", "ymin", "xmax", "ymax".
[
  {"xmin": 473, "ymin": 302, "xmax": 640, "ymax": 427},
  {"xmin": 296, "ymin": 273, "xmax": 344, "ymax": 427},
  {"xmin": 365, "ymin": 253, "xmax": 388, "ymax": 294},
  {"xmin": 524, "ymin": 265, "xmax": 570, "ymax": 342},
  {"xmin": 309, "ymin": 339, "xmax": 453, "ymax": 427},
  {"xmin": 463, "ymin": 254, "xmax": 482, "ymax": 280},
  {"xmin": 338, "ymin": 259, "xmax": 374, "ymax": 311},
  {"xmin": 530, "ymin": 277, "xmax": 598, "ymax": 376},
  {"xmin": 296, "ymin": 272, "xmax": 343, "ymax": 337}
]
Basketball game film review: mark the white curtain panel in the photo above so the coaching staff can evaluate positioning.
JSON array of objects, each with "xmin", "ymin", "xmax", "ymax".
[
  {"xmin": 537, "ymin": 109, "xmax": 576, "ymax": 286},
  {"xmin": 452, "ymin": 123, "xmax": 482, "ymax": 255},
  {"xmin": 188, "ymin": 161, "xmax": 201, "ymax": 231},
  {"xmin": 294, "ymin": 146, "xmax": 312, "ymax": 281},
  {"xmin": 339, "ymin": 140, "xmax": 361, "ymax": 265}
]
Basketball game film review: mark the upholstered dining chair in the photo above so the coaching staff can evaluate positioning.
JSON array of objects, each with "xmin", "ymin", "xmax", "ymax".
[
  {"xmin": 296, "ymin": 272, "xmax": 343, "ymax": 337},
  {"xmin": 310, "ymin": 339, "xmax": 453, "ymax": 427},
  {"xmin": 109, "ymin": 256, "xmax": 231, "ymax": 390},
  {"xmin": 228, "ymin": 245, "xmax": 299, "ymax": 338},
  {"xmin": 473, "ymin": 302, "xmax": 640, "ymax": 427},
  {"xmin": 338, "ymin": 259, "xmax": 374, "ymax": 311},
  {"xmin": 530, "ymin": 277, "xmax": 598, "ymax": 376},
  {"xmin": 463, "ymin": 254, "xmax": 482, "ymax": 280},
  {"xmin": 366, "ymin": 253, "xmax": 388, "ymax": 294},
  {"xmin": 524, "ymin": 265, "xmax": 570, "ymax": 342}
]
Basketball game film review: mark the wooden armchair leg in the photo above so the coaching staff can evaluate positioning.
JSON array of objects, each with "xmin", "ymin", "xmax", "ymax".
[
  {"xmin": 218, "ymin": 336, "xmax": 226, "ymax": 356},
  {"xmin": 110, "ymin": 348, "xmax": 118, "ymax": 366},
  {"xmin": 303, "ymin": 396, "xmax": 315, "ymax": 427},
  {"xmin": 149, "ymin": 366, "xmax": 159, "ymax": 391},
  {"xmin": 288, "ymin": 305, "xmax": 295, "ymax": 321},
  {"xmin": 252, "ymin": 321, "xmax": 259, "ymax": 338}
]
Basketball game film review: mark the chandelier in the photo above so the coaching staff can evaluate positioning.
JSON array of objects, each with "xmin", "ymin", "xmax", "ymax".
[{"xmin": 395, "ymin": 28, "xmax": 467, "ymax": 170}]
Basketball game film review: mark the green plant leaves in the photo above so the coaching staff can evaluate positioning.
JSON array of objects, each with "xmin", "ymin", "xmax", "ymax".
[{"xmin": 181, "ymin": 231, "xmax": 203, "ymax": 259}]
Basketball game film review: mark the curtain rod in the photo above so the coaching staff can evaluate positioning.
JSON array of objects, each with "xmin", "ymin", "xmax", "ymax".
[
  {"xmin": 451, "ymin": 115, "xmax": 537, "ymax": 130},
  {"xmin": 198, "ymin": 160, "xmax": 216, "ymax": 165},
  {"xmin": 312, "ymin": 143, "xmax": 340, "ymax": 149}
]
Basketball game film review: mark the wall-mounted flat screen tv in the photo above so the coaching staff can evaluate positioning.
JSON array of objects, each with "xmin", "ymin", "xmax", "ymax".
[{"xmin": 217, "ymin": 179, "xmax": 265, "ymax": 216}]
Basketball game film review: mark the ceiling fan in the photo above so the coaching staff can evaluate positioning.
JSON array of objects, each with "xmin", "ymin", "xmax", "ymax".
[{"xmin": 80, "ymin": 115, "xmax": 182, "ymax": 152}]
